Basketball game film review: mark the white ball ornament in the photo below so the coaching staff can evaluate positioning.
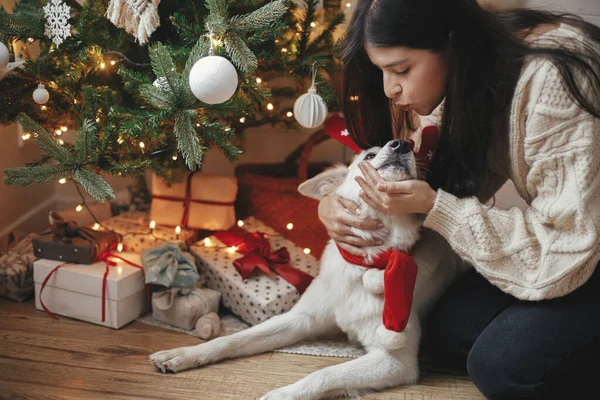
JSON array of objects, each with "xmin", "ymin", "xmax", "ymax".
[
  {"xmin": 293, "ymin": 86, "xmax": 328, "ymax": 129},
  {"xmin": 33, "ymin": 83, "xmax": 50, "ymax": 105},
  {"xmin": 0, "ymin": 41, "xmax": 9, "ymax": 70},
  {"xmin": 188, "ymin": 55, "xmax": 238, "ymax": 104}
]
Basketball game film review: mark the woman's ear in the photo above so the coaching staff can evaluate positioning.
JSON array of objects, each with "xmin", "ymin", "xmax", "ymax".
[{"xmin": 297, "ymin": 164, "xmax": 349, "ymax": 200}]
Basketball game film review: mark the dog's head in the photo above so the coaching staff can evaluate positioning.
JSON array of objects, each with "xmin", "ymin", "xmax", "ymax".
[
  {"xmin": 298, "ymin": 139, "xmax": 417, "ymax": 203},
  {"xmin": 298, "ymin": 139, "xmax": 423, "ymax": 254}
]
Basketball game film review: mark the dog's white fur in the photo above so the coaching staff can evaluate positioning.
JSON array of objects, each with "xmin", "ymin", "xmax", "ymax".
[{"xmin": 150, "ymin": 140, "xmax": 463, "ymax": 399}]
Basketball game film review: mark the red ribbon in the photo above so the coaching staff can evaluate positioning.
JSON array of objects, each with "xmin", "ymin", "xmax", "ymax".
[
  {"xmin": 336, "ymin": 245, "xmax": 418, "ymax": 332},
  {"xmin": 39, "ymin": 242, "xmax": 148, "ymax": 323},
  {"xmin": 151, "ymin": 172, "xmax": 235, "ymax": 229},
  {"xmin": 213, "ymin": 226, "xmax": 314, "ymax": 294}
]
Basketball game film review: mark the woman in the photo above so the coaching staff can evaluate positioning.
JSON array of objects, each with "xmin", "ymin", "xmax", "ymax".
[{"xmin": 319, "ymin": 0, "xmax": 600, "ymax": 398}]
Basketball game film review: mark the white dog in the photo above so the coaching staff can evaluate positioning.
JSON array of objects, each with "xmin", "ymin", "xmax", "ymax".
[{"xmin": 150, "ymin": 139, "xmax": 462, "ymax": 399}]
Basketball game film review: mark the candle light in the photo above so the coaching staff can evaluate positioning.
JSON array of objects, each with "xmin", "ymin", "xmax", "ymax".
[{"xmin": 175, "ymin": 225, "xmax": 181, "ymax": 240}]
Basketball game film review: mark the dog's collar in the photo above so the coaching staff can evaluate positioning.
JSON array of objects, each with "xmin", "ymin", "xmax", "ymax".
[
  {"xmin": 335, "ymin": 244, "xmax": 407, "ymax": 270},
  {"xmin": 335, "ymin": 244, "xmax": 418, "ymax": 333}
]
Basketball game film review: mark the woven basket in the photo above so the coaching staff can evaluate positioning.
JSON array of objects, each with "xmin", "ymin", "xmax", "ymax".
[{"xmin": 235, "ymin": 129, "xmax": 332, "ymax": 258}]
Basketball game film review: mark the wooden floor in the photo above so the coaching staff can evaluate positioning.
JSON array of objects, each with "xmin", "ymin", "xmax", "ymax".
[{"xmin": 0, "ymin": 299, "xmax": 484, "ymax": 399}]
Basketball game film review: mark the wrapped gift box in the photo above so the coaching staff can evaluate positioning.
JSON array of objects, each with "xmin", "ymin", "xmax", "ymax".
[
  {"xmin": 190, "ymin": 217, "xmax": 320, "ymax": 326},
  {"xmin": 150, "ymin": 172, "xmax": 238, "ymax": 231},
  {"xmin": 101, "ymin": 212, "xmax": 199, "ymax": 253},
  {"xmin": 34, "ymin": 252, "xmax": 147, "ymax": 329},
  {"xmin": 0, "ymin": 233, "xmax": 38, "ymax": 302},
  {"xmin": 32, "ymin": 228, "xmax": 119, "ymax": 265}
]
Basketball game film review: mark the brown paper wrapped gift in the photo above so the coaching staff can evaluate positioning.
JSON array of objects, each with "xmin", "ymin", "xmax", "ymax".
[
  {"xmin": 150, "ymin": 172, "xmax": 238, "ymax": 230},
  {"xmin": 32, "ymin": 213, "xmax": 119, "ymax": 265}
]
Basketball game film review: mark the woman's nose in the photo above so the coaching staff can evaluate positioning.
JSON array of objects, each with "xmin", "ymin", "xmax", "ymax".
[{"xmin": 383, "ymin": 72, "xmax": 402, "ymax": 99}]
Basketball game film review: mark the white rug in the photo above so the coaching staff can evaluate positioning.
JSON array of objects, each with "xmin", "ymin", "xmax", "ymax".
[{"xmin": 137, "ymin": 312, "xmax": 366, "ymax": 358}]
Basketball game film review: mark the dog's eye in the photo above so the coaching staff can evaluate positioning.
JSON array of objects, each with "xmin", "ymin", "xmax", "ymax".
[{"xmin": 364, "ymin": 153, "xmax": 376, "ymax": 160}]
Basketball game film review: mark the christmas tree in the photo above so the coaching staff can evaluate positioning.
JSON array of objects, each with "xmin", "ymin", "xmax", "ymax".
[{"xmin": 0, "ymin": 0, "xmax": 345, "ymax": 201}]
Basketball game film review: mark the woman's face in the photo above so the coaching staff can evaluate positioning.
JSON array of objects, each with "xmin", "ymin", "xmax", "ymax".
[{"xmin": 364, "ymin": 44, "xmax": 449, "ymax": 116}]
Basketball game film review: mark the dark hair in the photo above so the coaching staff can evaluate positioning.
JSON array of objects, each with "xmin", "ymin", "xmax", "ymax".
[{"xmin": 339, "ymin": 0, "xmax": 600, "ymax": 198}]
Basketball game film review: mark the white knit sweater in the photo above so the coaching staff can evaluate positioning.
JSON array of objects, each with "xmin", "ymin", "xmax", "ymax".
[{"xmin": 422, "ymin": 24, "xmax": 600, "ymax": 300}]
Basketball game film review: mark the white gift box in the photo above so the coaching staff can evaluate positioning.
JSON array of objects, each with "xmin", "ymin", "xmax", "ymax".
[
  {"xmin": 34, "ymin": 252, "xmax": 147, "ymax": 329},
  {"xmin": 190, "ymin": 217, "xmax": 320, "ymax": 326}
]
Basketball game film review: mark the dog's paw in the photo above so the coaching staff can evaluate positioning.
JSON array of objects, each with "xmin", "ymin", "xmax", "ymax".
[
  {"xmin": 260, "ymin": 386, "xmax": 299, "ymax": 400},
  {"xmin": 376, "ymin": 324, "xmax": 408, "ymax": 350},
  {"xmin": 149, "ymin": 346, "xmax": 200, "ymax": 373},
  {"xmin": 362, "ymin": 269, "xmax": 385, "ymax": 294}
]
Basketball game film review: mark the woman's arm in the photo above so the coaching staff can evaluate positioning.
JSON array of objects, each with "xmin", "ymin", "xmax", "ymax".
[{"xmin": 424, "ymin": 62, "xmax": 600, "ymax": 300}]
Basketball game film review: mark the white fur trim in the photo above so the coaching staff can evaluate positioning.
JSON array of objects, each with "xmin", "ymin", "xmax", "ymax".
[{"xmin": 375, "ymin": 324, "xmax": 408, "ymax": 350}]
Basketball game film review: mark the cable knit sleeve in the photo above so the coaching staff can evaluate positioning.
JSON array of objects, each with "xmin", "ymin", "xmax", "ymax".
[{"xmin": 423, "ymin": 60, "xmax": 600, "ymax": 300}]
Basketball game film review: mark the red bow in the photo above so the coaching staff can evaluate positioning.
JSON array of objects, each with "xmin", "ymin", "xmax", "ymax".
[
  {"xmin": 39, "ymin": 242, "xmax": 148, "ymax": 323},
  {"xmin": 336, "ymin": 245, "xmax": 418, "ymax": 332},
  {"xmin": 213, "ymin": 226, "xmax": 314, "ymax": 294}
]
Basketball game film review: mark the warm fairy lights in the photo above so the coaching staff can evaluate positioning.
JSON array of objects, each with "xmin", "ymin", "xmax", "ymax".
[{"xmin": 76, "ymin": 204, "xmax": 83, "ymax": 212}]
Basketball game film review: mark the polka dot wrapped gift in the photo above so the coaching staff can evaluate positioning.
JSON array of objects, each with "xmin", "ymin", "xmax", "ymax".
[{"xmin": 190, "ymin": 217, "xmax": 320, "ymax": 326}]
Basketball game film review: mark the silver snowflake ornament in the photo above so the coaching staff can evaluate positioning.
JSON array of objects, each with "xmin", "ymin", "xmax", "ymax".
[{"xmin": 43, "ymin": 0, "xmax": 71, "ymax": 47}]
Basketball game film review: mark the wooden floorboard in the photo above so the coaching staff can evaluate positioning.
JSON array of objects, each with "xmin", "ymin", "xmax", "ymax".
[{"xmin": 0, "ymin": 299, "xmax": 484, "ymax": 399}]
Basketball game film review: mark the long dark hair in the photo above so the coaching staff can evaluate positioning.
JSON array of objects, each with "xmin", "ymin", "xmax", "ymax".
[{"xmin": 339, "ymin": 0, "xmax": 600, "ymax": 198}]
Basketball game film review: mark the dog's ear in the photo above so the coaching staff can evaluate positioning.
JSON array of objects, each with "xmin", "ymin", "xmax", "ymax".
[{"xmin": 298, "ymin": 164, "xmax": 348, "ymax": 200}]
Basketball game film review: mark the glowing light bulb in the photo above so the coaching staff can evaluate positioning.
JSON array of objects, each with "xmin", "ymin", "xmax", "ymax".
[
  {"xmin": 239, "ymin": 117, "xmax": 246, "ymax": 123},
  {"xmin": 310, "ymin": 22, "xmax": 317, "ymax": 28},
  {"xmin": 227, "ymin": 246, "xmax": 237, "ymax": 253},
  {"xmin": 267, "ymin": 103, "xmax": 274, "ymax": 111},
  {"xmin": 60, "ymin": 126, "xmax": 67, "ymax": 132},
  {"xmin": 55, "ymin": 129, "xmax": 62, "ymax": 136},
  {"xmin": 281, "ymin": 48, "xmax": 288, "ymax": 53},
  {"xmin": 346, "ymin": 2, "xmax": 351, "ymax": 7},
  {"xmin": 286, "ymin": 111, "xmax": 293, "ymax": 118},
  {"xmin": 175, "ymin": 226, "xmax": 181, "ymax": 239},
  {"xmin": 303, "ymin": 248, "xmax": 311, "ymax": 255},
  {"xmin": 76, "ymin": 204, "xmax": 83, "ymax": 212},
  {"xmin": 237, "ymin": 220, "xmax": 244, "ymax": 227},
  {"xmin": 93, "ymin": 223, "xmax": 100, "ymax": 230},
  {"xmin": 58, "ymin": 178, "xmax": 67, "ymax": 184},
  {"xmin": 286, "ymin": 223, "xmax": 293, "ymax": 230},
  {"xmin": 117, "ymin": 243, "xmax": 123, "ymax": 252},
  {"xmin": 204, "ymin": 237, "xmax": 212, "ymax": 247},
  {"xmin": 111, "ymin": 61, "xmax": 116, "ymax": 66},
  {"xmin": 139, "ymin": 142, "xmax": 145, "ymax": 149},
  {"xmin": 149, "ymin": 220, "xmax": 156, "ymax": 230},
  {"xmin": 256, "ymin": 77, "xmax": 262, "ymax": 83},
  {"xmin": 100, "ymin": 62, "xmax": 106, "ymax": 69},
  {"xmin": 172, "ymin": 154, "xmax": 178, "ymax": 161},
  {"xmin": 22, "ymin": 133, "xmax": 31, "ymax": 141},
  {"xmin": 57, "ymin": 139, "xmax": 64, "ymax": 145}
]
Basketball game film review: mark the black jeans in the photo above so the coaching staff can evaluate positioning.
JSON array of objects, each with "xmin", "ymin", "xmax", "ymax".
[{"xmin": 423, "ymin": 265, "xmax": 600, "ymax": 400}]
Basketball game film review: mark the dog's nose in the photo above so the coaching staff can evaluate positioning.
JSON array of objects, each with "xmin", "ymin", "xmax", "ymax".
[{"xmin": 390, "ymin": 140, "xmax": 412, "ymax": 155}]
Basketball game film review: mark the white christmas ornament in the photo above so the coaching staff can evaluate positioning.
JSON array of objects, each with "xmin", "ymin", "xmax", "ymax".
[
  {"xmin": 188, "ymin": 55, "xmax": 238, "ymax": 104},
  {"xmin": 293, "ymin": 64, "xmax": 328, "ymax": 129},
  {"xmin": 43, "ymin": 0, "xmax": 71, "ymax": 47},
  {"xmin": 0, "ymin": 41, "xmax": 9, "ymax": 70},
  {"xmin": 33, "ymin": 83, "xmax": 50, "ymax": 105}
]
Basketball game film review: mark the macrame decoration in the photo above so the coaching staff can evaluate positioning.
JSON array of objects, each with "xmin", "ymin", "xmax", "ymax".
[{"xmin": 106, "ymin": 0, "xmax": 161, "ymax": 45}]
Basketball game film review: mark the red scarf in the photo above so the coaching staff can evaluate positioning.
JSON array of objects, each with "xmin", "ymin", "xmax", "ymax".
[{"xmin": 336, "ymin": 245, "xmax": 418, "ymax": 332}]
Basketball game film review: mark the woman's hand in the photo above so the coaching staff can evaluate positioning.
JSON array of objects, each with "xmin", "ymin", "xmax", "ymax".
[
  {"xmin": 355, "ymin": 161, "xmax": 438, "ymax": 215},
  {"xmin": 318, "ymin": 194, "xmax": 386, "ymax": 257}
]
